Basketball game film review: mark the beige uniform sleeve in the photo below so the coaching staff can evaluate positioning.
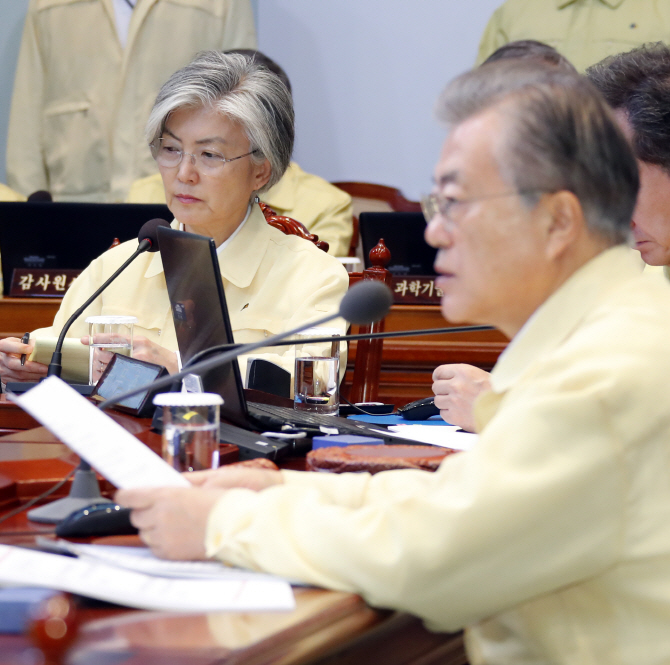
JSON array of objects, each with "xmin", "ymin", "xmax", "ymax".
[
  {"xmin": 205, "ymin": 361, "xmax": 624, "ymax": 631},
  {"xmin": 31, "ymin": 252, "xmax": 110, "ymax": 340},
  {"xmin": 236, "ymin": 260, "xmax": 349, "ymax": 382},
  {"xmin": 7, "ymin": 1, "xmax": 48, "ymax": 196}
]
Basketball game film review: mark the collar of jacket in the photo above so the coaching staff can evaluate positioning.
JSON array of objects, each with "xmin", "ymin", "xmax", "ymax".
[
  {"xmin": 488, "ymin": 244, "xmax": 642, "ymax": 393},
  {"xmin": 260, "ymin": 162, "xmax": 299, "ymax": 213},
  {"xmin": 143, "ymin": 203, "xmax": 269, "ymax": 288},
  {"xmin": 556, "ymin": 0, "xmax": 624, "ymax": 8}
]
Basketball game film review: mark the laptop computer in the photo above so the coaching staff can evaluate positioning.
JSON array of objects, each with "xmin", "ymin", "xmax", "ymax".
[
  {"xmin": 0, "ymin": 202, "xmax": 172, "ymax": 296},
  {"xmin": 157, "ymin": 226, "xmax": 417, "ymax": 447},
  {"xmin": 359, "ymin": 211, "xmax": 437, "ymax": 275}
]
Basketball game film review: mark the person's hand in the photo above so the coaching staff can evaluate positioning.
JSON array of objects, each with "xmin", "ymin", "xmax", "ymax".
[
  {"xmin": 81, "ymin": 334, "xmax": 179, "ymax": 379},
  {"xmin": 115, "ymin": 486, "xmax": 225, "ymax": 560},
  {"xmin": 0, "ymin": 337, "xmax": 47, "ymax": 383},
  {"xmin": 432, "ymin": 363, "xmax": 492, "ymax": 432},
  {"xmin": 131, "ymin": 336, "xmax": 179, "ymax": 373},
  {"xmin": 186, "ymin": 465, "xmax": 283, "ymax": 492}
]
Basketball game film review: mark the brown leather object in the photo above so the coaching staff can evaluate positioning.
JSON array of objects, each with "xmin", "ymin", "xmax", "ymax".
[{"xmin": 307, "ymin": 444, "xmax": 457, "ymax": 474}]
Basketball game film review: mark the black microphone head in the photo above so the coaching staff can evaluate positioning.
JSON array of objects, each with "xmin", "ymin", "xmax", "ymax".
[
  {"xmin": 340, "ymin": 280, "xmax": 393, "ymax": 325},
  {"xmin": 138, "ymin": 218, "xmax": 171, "ymax": 252},
  {"xmin": 27, "ymin": 190, "xmax": 52, "ymax": 202}
]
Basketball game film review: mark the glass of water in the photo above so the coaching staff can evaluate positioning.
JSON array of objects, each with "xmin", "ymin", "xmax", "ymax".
[
  {"xmin": 85, "ymin": 315, "xmax": 137, "ymax": 385},
  {"xmin": 153, "ymin": 392, "xmax": 223, "ymax": 473},
  {"xmin": 294, "ymin": 327, "xmax": 341, "ymax": 415}
]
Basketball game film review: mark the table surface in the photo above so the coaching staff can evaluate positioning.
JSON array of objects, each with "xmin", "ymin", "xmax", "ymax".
[{"xmin": 0, "ymin": 397, "xmax": 468, "ymax": 665}]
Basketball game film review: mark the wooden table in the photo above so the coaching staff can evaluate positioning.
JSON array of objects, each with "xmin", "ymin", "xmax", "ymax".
[
  {"xmin": 0, "ymin": 399, "xmax": 468, "ymax": 665},
  {"xmin": 0, "ymin": 296, "xmax": 508, "ymax": 406}
]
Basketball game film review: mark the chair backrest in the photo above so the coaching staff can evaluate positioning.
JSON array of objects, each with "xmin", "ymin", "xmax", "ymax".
[
  {"xmin": 259, "ymin": 201, "xmax": 329, "ymax": 253},
  {"xmin": 331, "ymin": 182, "xmax": 421, "ymax": 258},
  {"xmin": 346, "ymin": 239, "xmax": 392, "ymax": 404}
]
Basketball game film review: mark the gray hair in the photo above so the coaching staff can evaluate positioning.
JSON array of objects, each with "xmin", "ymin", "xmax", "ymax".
[
  {"xmin": 437, "ymin": 60, "xmax": 639, "ymax": 244},
  {"xmin": 146, "ymin": 51, "xmax": 294, "ymax": 192}
]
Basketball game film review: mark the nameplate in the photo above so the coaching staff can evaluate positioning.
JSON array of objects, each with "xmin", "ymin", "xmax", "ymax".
[
  {"xmin": 392, "ymin": 276, "xmax": 443, "ymax": 304},
  {"xmin": 9, "ymin": 268, "xmax": 81, "ymax": 298}
]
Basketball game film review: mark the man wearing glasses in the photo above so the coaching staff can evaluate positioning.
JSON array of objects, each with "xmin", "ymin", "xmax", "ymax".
[{"xmin": 119, "ymin": 60, "xmax": 670, "ymax": 664}]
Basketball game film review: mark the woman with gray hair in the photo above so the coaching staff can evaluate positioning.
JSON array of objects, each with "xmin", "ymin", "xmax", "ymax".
[{"xmin": 0, "ymin": 51, "xmax": 348, "ymax": 384}]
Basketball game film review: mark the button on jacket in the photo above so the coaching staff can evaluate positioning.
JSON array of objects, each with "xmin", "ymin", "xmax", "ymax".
[
  {"xmin": 206, "ymin": 246, "xmax": 670, "ymax": 664},
  {"xmin": 7, "ymin": 0, "xmax": 256, "ymax": 202}
]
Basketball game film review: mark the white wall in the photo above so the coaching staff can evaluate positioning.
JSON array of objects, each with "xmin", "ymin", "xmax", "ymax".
[
  {"xmin": 257, "ymin": 1, "xmax": 502, "ymax": 199},
  {"xmin": 0, "ymin": 0, "xmax": 30, "ymax": 185},
  {"xmin": 0, "ymin": 0, "xmax": 502, "ymax": 197}
]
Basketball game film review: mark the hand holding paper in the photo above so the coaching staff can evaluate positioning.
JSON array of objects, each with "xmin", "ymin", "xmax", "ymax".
[{"xmin": 12, "ymin": 376, "xmax": 188, "ymax": 489}]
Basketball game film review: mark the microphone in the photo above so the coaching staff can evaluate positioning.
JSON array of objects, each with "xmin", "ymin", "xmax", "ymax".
[
  {"xmin": 98, "ymin": 280, "xmax": 394, "ymax": 410},
  {"xmin": 186, "ymin": 324, "xmax": 495, "ymax": 365},
  {"xmin": 27, "ymin": 190, "xmax": 52, "ymax": 202},
  {"xmin": 47, "ymin": 218, "xmax": 170, "ymax": 378}
]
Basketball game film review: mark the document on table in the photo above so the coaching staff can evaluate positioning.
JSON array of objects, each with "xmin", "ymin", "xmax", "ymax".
[
  {"xmin": 11, "ymin": 376, "xmax": 188, "ymax": 489},
  {"xmin": 388, "ymin": 424, "xmax": 478, "ymax": 451},
  {"xmin": 0, "ymin": 545, "xmax": 294, "ymax": 612},
  {"xmin": 44, "ymin": 540, "xmax": 285, "ymax": 582}
]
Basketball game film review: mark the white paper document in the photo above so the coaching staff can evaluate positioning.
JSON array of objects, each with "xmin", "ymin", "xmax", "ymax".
[
  {"xmin": 0, "ymin": 545, "xmax": 294, "ymax": 612},
  {"xmin": 11, "ymin": 376, "xmax": 189, "ymax": 489},
  {"xmin": 388, "ymin": 424, "xmax": 478, "ymax": 451},
  {"xmin": 48, "ymin": 541, "xmax": 283, "ymax": 582}
]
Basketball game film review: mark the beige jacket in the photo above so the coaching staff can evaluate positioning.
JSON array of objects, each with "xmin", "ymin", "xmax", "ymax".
[
  {"xmin": 7, "ymin": 0, "xmax": 256, "ymax": 202},
  {"xmin": 206, "ymin": 246, "xmax": 670, "ymax": 664},
  {"xmin": 477, "ymin": 0, "xmax": 670, "ymax": 72},
  {"xmin": 32, "ymin": 205, "xmax": 349, "ymax": 378},
  {"xmin": 0, "ymin": 184, "xmax": 26, "ymax": 202},
  {"xmin": 128, "ymin": 162, "xmax": 354, "ymax": 256}
]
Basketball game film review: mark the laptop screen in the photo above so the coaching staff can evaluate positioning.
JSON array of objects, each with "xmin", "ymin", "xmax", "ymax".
[
  {"xmin": 157, "ymin": 226, "xmax": 250, "ymax": 428},
  {"xmin": 0, "ymin": 202, "xmax": 172, "ymax": 296}
]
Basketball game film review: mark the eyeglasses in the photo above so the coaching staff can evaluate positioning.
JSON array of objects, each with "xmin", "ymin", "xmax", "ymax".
[
  {"xmin": 151, "ymin": 138, "xmax": 258, "ymax": 175},
  {"xmin": 421, "ymin": 190, "xmax": 545, "ymax": 225}
]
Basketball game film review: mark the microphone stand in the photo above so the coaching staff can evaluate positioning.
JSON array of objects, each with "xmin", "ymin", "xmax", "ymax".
[
  {"xmin": 29, "ymin": 238, "xmax": 155, "ymax": 524},
  {"xmin": 185, "ymin": 324, "xmax": 496, "ymax": 366},
  {"xmin": 98, "ymin": 311, "xmax": 341, "ymax": 411},
  {"xmin": 47, "ymin": 238, "xmax": 152, "ymax": 378}
]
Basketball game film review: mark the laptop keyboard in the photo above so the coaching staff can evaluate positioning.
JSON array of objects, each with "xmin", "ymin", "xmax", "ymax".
[
  {"xmin": 218, "ymin": 422, "xmax": 289, "ymax": 461},
  {"xmin": 247, "ymin": 402, "xmax": 411, "ymax": 443}
]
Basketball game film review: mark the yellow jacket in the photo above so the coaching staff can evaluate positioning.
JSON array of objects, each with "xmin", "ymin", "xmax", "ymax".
[
  {"xmin": 32, "ymin": 205, "xmax": 349, "ymax": 379},
  {"xmin": 7, "ymin": 0, "xmax": 256, "ymax": 202},
  {"xmin": 128, "ymin": 162, "xmax": 354, "ymax": 256},
  {"xmin": 476, "ymin": 0, "xmax": 670, "ymax": 72},
  {"xmin": 0, "ymin": 184, "xmax": 26, "ymax": 202},
  {"xmin": 205, "ymin": 246, "xmax": 670, "ymax": 664}
]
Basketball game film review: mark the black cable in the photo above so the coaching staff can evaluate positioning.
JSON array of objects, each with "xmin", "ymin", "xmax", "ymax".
[
  {"xmin": 340, "ymin": 394, "xmax": 391, "ymax": 416},
  {"xmin": 0, "ymin": 467, "xmax": 77, "ymax": 527}
]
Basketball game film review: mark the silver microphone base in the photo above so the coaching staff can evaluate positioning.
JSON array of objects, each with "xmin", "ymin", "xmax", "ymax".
[{"xmin": 27, "ymin": 465, "xmax": 112, "ymax": 524}]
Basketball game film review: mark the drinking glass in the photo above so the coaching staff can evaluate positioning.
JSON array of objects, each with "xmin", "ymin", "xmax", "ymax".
[
  {"xmin": 85, "ymin": 315, "xmax": 137, "ymax": 385},
  {"xmin": 293, "ymin": 327, "xmax": 340, "ymax": 415},
  {"xmin": 153, "ymin": 392, "xmax": 223, "ymax": 472}
]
